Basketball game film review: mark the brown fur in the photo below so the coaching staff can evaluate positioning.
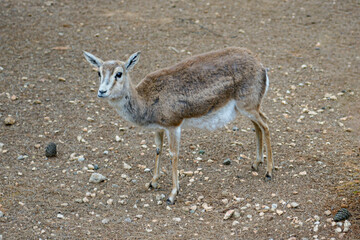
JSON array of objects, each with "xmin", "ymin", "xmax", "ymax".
[{"xmin": 126, "ymin": 47, "xmax": 265, "ymax": 127}]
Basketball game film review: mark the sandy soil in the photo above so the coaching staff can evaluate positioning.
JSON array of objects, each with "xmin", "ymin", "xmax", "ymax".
[{"xmin": 0, "ymin": 0, "xmax": 359, "ymax": 239}]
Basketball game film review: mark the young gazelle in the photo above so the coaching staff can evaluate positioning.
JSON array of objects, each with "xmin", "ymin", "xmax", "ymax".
[{"xmin": 84, "ymin": 47, "xmax": 273, "ymax": 204}]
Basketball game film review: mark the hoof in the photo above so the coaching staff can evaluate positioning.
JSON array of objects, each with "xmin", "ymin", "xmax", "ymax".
[
  {"xmin": 265, "ymin": 173, "xmax": 272, "ymax": 181},
  {"xmin": 146, "ymin": 182, "xmax": 159, "ymax": 189},
  {"xmin": 251, "ymin": 164, "xmax": 258, "ymax": 171},
  {"xmin": 166, "ymin": 198, "xmax": 175, "ymax": 205}
]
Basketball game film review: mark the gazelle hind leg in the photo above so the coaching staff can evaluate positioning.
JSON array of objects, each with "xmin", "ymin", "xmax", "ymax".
[
  {"xmin": 251, "ymin": 120, "xmax": 264, "ymax": 171},
  {"xmin": 166, "ymin": 127, "xmax": 181, "ymax": 204},
  {"xmin": 255, "ymin": 110, "xmax": 273, "ymax": 180},
  {"xmin": 236, "ymin": 104, "xmax": 273, "ymax": 181},
  {"xmin": 147, "ymin": 130, "xmax": 164, "ymax": 189}
]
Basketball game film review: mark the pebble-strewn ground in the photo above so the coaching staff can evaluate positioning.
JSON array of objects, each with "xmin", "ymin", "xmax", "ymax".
[{"xmin": 0, "ymin": 0, "xmax": 359, "ymax": 239}]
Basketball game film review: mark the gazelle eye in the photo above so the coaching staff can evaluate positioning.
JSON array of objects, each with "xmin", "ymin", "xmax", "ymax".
[{"xmin": 115, "ymin": 72, "xmax": 122, "ymax": 79}]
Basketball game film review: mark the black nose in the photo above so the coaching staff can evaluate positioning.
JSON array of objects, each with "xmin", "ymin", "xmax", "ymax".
[{"xmin": 99, "ymin": 90, "xmax": 107, "ymax": 94}]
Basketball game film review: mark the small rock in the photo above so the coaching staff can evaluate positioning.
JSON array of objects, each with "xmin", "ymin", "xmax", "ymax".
[
  {"xmin": 314, "ymin": 215, "xmax": 320, "ymax": 221},
  {"xmin": 183, "ymin": 171, "xmax": 194, "ymax": 176},
  {"xmin": 58, "ymin": 77, "xmax": 66, "ymax": 82},
  {"xmin": 102, "ymin": 218, "xmax": 110, "ymax": 224},
  {"xmin": 271, "ymin": 203, "xmax": 278, "ymax": 210},
  {"xmin": 335, "ymin": 227, "xmax": 342, "ymax": 233},
  {"xmin": 190, "ymin": 205, "xmax": 197, "ymax": 213},
  {"xmin": 82, "ymin": 197, "xmax": 89, "ymax": 203},
  {"xmin": 45, "ymin": 142, "xmax": 57, "ymax": 157},
  {"xmin": 224, "ymin": 209, "xmax": 235, "ymax": 220},
  {"xmin": 115, "ymin": 136, "xmax": 121, "ymax": 142},
  {"xmin": 232, "ymin": 220, "xmax": 240, "ymax": 226},
  {"xmin": 94, "ymin": 164, "xmax": 99, "ymax": 170},
  {"xmin": 57, "ymin": 214, "xmax": 64, "ymax": 219},
  {"xmin": 290, "ymin": 202, "xmax": 300, "ymax": 208},
  {"xmin": 17, "ymin": 155, "xmax": 27, "ymax": 160},
  {"xmin": 107, "ymin": 199, "xmax": 113, "ymax": 205},
  {"xmin": 223, "ymin": 158, "xmax": 231, "ymax": 165},
  {"xmin": 123, "ymin": 162, "xmax": 132, "ymax": 170},
  {"xmin": 77, "ymin": 156, "xmax": 85, "ymax": 162},
  {"xmin": 276, "ymin": 210, "xmax": 284, "ymax": 215},
  {"xmin": 124, "ymin": 217, "xmax": 132, "ymax": 223},
  {"xmin": 0, "ymin": 211, "xmax": 4, "ymax": 217},
  {"xmin": 4, "ymin": 116, "xmax": 16, "ymax": 125},
  {"xmin": 74, "ymin": 198, "xmax": 83, "ymax": 203},
  {"xmin": 88, "ymin": 164, "xmax": 95, "ymax": 170},
  {"xmin": 324, "ymin": 210, "xmax": 331, "ymax": 216},
  {"xmin": 343, "ymin": 220, "xmax": 351, "ymax": 232},
  {"xmin": 173, "ymin": 217, "xmax": 181, "ymax": 222},
  {"xmin": 202, "ymin": 203, "xmax": 213, "ymax": 211},
  {"xmin": 103, "ymin": 150, "xmax": 109, "ymax": 155},
  {"xmin": 299, "ymin": 171, "xmax": 307, "ymax": 176},
  {"xmin": 89, "ymin": 173, "xmax": 106, "ymax": 183},
  {"xmin": 199, "ymin": 150, "xmax": 205, "ymax": 155},
  {"xmin": 232, "ymin": 126, "xmax": 239, "ymax": 131},
  {"xmin": 334, "ymin": 208, "xmax": 351, "ymax": 222},
  {"xmin": 313, "ymin": 225, "xmax": 319, "ymax": 232}
]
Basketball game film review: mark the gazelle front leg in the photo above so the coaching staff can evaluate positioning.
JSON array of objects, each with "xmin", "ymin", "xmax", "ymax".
[
  {"xmin": 147, "ymin": 130, "xmax": 164, "ymax": 189},
  {"xmin": 166, "ymin": 127, "xmax": 181, "ymax": 205}
]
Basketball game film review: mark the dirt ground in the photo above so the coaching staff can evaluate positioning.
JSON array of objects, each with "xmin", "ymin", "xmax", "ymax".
[{"xmin": 0, "ymin": 0, "xmax": 359, "ymax": 239}]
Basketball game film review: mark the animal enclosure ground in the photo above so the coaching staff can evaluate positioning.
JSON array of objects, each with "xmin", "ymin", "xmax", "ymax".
[{"xmin": 0, "ymin": 0, "xmax": 359, "ymax": 239}]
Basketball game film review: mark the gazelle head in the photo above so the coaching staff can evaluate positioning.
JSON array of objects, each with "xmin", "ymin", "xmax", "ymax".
[{"xmin": 83, "ymin": 51, "xmax": 140, "ymax": 99}]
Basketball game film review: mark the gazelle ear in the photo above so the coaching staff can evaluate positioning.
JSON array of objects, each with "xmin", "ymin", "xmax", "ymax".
[
  {"xmin": 83, "ymin": 51, "xmax": 103, "ymax": 68},
  {"xmin": 125, "ymin": 51, "xmax": 141, "ymax": 72}
]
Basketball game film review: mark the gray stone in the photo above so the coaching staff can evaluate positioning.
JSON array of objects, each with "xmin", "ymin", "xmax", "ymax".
[
  {"xmin": 89, "ymin": 173, "xmax": 106, "ymax": 183},
  {"xmin": 17, "ymin": 155, "xmax": 27, "ymax": 160},
  {"xmin": 223, "ymin": 158, "xmax": 231, "ymax": 165},
  {"xmin": 124, "ymin": 217, "xmax": 132, "ymax": 223},
  {"xmin": 102, "ymin": 218, "xmax": 110, "ymax": 224},
  {"xmin": 0, "ymin": 211, "xmax": 4, "ymax": 217},
  {"xmin": 45, "ymin": 142, "xmax": 57, "ymax": 157}
]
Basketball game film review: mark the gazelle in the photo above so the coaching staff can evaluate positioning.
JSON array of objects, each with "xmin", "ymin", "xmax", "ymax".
[{"xmin": 83, "ymin": 47, "xmax": 273, "ymax": 204}]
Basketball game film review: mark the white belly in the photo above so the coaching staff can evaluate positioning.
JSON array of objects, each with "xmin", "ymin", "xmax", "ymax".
[{"xmin": 182, "ymin": 100, "xmax": 237, "ymax": 131}]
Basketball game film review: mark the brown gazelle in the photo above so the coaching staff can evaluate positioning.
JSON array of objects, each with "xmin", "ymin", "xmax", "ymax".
[{"xmin": 83, "ymin": 47, "xmax": 273, "ymax": 204}]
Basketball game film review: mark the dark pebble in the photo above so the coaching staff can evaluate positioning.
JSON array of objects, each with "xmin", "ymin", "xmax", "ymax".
[
  {"xmin": 199, "ymin": 150, "xmax": 205, "ymax": 155},
  {"xmin": 232, "ymin": 126, "xmax": 239, "ymax": 131},
  {"xmin": 45, "ymin": 142, "xmax": 57, "ymax": 157},
  {"xmin": 223, "ymin": 158, "xmax": 231, "ymax": 165},
  {"xmin": 333, "ymin": 208, "xmax": 351, "ymax": 222},
  {"xmin": 94, "ymin": 164, "xmax": 99, "ymax": 170}
]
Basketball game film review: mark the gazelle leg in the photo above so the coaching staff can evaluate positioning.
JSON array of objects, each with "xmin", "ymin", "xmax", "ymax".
[
  {"xmin": 147, "ymin": 130, "xmax": 164, "ymax": 189},
  {"xmin": 258, "ymin": 110, "xmax": 273, "ymax": 181},
  {"xmin": 166, "ymin": 127, "xmax": 181, "ymax": 205},
  {"xmin": 236, "ymin": 104, "xmax": 273, "ymax": 181},
  {"xmin": 251, "ymin": 120, "xmax": 264, "ymax": 171}
]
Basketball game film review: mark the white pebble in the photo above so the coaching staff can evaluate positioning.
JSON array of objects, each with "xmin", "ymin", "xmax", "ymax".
[
  {"xmin": 173, "ymin": 217, "xmax": 181, "ymax": 222},
  {"xmin": 223, "ymin": 210, "xmax": 235, "ymax": 220},
  {"xmin": 290, "ymin": 202, "xmax": 300, "ymax": 208},
  {"xmin": 102, "ymin": 218, "xmax": 110, "ymax": 224},
  {"xmin": 232, "ymin": 220, "xmax": 240, "ymax": 226},
  {"xmin": 123, "ymin": 162, "xmax": 132, "ymax": 170},
  {"xmin": 57, "ymin": 214, "xmax": 64, "ymax": 219}
]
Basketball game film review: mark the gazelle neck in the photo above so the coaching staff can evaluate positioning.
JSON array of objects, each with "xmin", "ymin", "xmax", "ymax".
[{"xmin": 108, "ymin": 79, "xmax": 149, "ymax": 126}]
